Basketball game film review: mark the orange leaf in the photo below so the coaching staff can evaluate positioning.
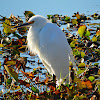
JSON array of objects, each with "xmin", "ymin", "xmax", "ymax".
[
  {"xmin": 55, "ymin": 89, "xmax": 60, "ymax": 95},
  {"xmin": 25, "ymin": 83, "xmax": 30, "ymax": 87},
  {"xmin": 81, "ymin": 80, "xmax": 92, "ymax": 89},
  {"xmin": 44, "ymin": 77, "xmax": 49, "ymax": 84},
  {"xmin": 49, "ymin": 85, "xmax": 56, "ymax": 92},
  {"xmin": 81, "ymin": 81, "xmax": 87, "ymax": 88},
  {"xmin": 86, "ymin": 80, "xmax": 92, "ymax": 89},
  {"xmin": 20, "ymin": 70, "xmax": 34, "ymax": 80},
  {"xmin": 76, "ymin": 13, "xmax": 80, "ymax": 19},
  {"xmin": 20, "ymin": 70, "xmax": 26, "ymax": 75},
  {"xmin": 28, "ymin": 72, "xmax": 34, "ymax": 80}
]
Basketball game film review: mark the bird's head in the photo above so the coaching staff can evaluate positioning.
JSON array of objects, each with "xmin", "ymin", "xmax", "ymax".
[{"xmin": 14, "ymin": 15, "xmax": 49, "ymax": 28}]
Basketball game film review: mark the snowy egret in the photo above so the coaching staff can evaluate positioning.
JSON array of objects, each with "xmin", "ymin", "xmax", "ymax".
[{"xmin": 15, "ymin": 15, "xmax": 74, "ymax": 85}]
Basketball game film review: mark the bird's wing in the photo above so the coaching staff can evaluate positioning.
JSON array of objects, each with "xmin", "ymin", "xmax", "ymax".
[{"xmin": 39, "ymin": 23, "xmax": 72, "ymax": 80}]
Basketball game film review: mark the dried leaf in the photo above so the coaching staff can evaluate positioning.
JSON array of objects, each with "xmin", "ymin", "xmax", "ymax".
[
  {"xmin": 44, "ymin": 77, "xmax": 49, "ymax": 84},
  {"xmin": 35, "ymin": 76, "xmax": 39, "ymax": 82},
  {"xmin": 4, "ymin": 65, "xmax": 18, "ymax": 81},
  {"xmin": 55, "ymin": 89, "xmax": 60, "ymax": 95},
  {"xmin": 18, "ymin": 79, "xmax": 30, "ymax": 87},
  {"xmin": 98, "ymin": 69, "xmax": 100, "ymax": 75},
  {"xmin": 96, "ymin": 29, "xmax": 100, "ymax": 36},
  {"xmin": 76, "ymin": 13, "xmax": 80, "ymax": 19},
  {"xmin": 5, "ymin": 60, "xmax": 16, "ymax": 65}
]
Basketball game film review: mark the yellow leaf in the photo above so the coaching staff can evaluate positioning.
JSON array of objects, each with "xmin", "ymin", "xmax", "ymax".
[
  {"xmin": 92, "ymin": 36, "xmax": 97, "ymax": 42},
  {"xmin": 78, "ymin": 25, "xmax": 86, "ymax": 38},
  {"xmin": 3, "ymin": 19, "xmax": 16, "ymax": 34},
  {"xmin": 78, "ymin": 63, "xmax": 85, "ymax": 68},
  {"xmin": 0, "ymin": 44, "xmax": 4, "ymax": 47},
  {"xmin": 81, "ymin": 52, "xmax": 85, "ymax": 58},
  {"xmin": 96, "ymin": 30, "xmax": 100, "ymax": 36},
  {"xmin": 5, "ymin": 60, "xmax": 16, "ymax": 65},
  {"xmin": 18, "ymin": 45, "xmax": 26, "ymax": 50},
  {"xmin": 0, "ymin": 51, "xmax": 3, "ymax": 54},
  {"xmin": 15, "ymin": 86, "xmax": 21, "ymax": 90},
  {"xmin": 98, "ymin": 69, "xmax": 100, "ymax": 75}
]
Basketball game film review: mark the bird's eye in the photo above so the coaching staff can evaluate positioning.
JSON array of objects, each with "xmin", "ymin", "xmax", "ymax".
[{"xmin": 28, "ymin": 21, "xmax": 34, "ymax": 24}]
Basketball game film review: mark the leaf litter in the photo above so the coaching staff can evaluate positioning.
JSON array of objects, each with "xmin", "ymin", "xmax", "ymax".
[{"xmin": 0, "ymin": 11, "xmax": 99, "ymax": 99}]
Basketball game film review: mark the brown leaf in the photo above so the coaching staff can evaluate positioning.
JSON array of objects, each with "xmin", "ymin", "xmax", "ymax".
[
  {"xmin": 18, "ymin": 79, "xmax": 30, "ymax": 87},
  {"xmin": 35, "ymin": 76, "xmax": 39, "ymax": 82},
  {"xmin": 55, "ymin": 89, "xmax": 60, "ymax": 95}
]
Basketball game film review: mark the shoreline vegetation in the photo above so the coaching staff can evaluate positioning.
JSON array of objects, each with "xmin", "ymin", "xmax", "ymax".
[{"xmin": 0, "ymin": 11, "xmax": 100, "ymax": 99}]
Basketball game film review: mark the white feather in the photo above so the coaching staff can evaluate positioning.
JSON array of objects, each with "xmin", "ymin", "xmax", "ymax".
[{"xmin": 27, "ymin": 15, "xmax": 74, "ymax": 85}]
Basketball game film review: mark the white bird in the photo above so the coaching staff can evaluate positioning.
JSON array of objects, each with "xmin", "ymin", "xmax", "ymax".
[{"xmin": 15, "ymin": 15, "xmax": 74, "ymax": 85}]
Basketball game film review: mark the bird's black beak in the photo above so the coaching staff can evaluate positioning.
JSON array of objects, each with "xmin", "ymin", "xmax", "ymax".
[
  {"xmin": 14, "ymin": 23, "xmax": 30, "ymax": 28},
  {"xmin": 14, "ymin": 21, "xmax": 34, "ymax": 28}
]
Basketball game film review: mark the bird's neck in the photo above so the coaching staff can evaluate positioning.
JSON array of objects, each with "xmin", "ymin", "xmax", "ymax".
[{"xmin": 27, "ymin": 26, "xmax": 40, "ymax": 55}]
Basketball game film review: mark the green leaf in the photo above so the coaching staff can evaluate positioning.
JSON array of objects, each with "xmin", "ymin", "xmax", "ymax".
[
  {"xmin": 70, "ymin": 41, "xmax": 75, "ymax": 48},
  {"xmin": 78, "ymin": 25, "xmax": 86, "ymax": 38},
  {"xmin": 7, "ymin": 78, "xmax": 12, "ymax": 84},
  {"xmin": 31, "ymin": 86, "xmax": 39, "ymax": 93},
  {"xmin": 24, "ymin": 11, "xmax": 35, "ymax": 21},
  {"xmin": 72, "ymin": 19, "xmax": 78, "ymax": 25},
  {"xmin": 81, "ymin": 52, "xmax": 85, "ymax": 58},
  {"xmin": 85, "ymin": 30, "xmax": 91, "ymax": 37},
  {"xmin": 47, "ymin": 15, "xmax": 52, "ymax": 19},
  {"xmin": 88, "ymin": 76, "xmax": 95, "ymax": 82},
  {"xmin": 98, "ymin": 85, "xmax": 100, "ymax": 93},
  {"xmin": 77, "ymin": 68, "xmax": 85, "ymax": 75},
  {"xmin": 65, "ymin": 16, "xmax": 70, "ymax": 21},
  {"xmin": 94, "ymin": 63, "xmax": 99, "ymax": 66},
  {"xmin": 73, "ymin": 49, "xmax": 80, "ymax": 56},
  {"xmin": 4, "ymin": 65, "xmax": 18, "ymax": 82}
]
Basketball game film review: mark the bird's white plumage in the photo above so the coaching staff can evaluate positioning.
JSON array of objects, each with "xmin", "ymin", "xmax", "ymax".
[{"xmin": 26, "ymin": 15, "xmax": 74, "ymax": 85}]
